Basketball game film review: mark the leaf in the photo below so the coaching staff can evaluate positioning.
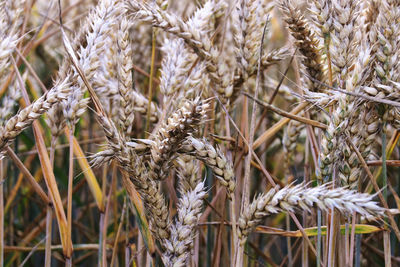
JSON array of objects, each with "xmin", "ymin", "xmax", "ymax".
[
  {"xmin": 255, "ymin": 224, "xmax": 383, "ymax": 237},
  {"xmin": 121, "ymin": 170, "xmax": 155, "ymax": 255},
  {"xmin": 65, "ymin": 128, "xmax": 104, "ymax": 211},
  {"xmin": 33, "ymin": 123, "xmax": 72, "ymax": 257}
]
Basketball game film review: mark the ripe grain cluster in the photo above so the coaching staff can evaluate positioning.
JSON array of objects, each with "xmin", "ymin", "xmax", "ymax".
[{"xmin": 0, "ymin": 0, "xmax": 399, "ymax": 266}]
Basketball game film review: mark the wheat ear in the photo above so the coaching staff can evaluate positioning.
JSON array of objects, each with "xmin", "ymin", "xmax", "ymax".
[
  {"xmin": 180, "ymin": 136, "xmax": 235, "ymax": 197},
  {"xmin": 94, "ymin": 115, "xmax": 171, "ymax": 241},
  {"xmin": 117, "ymin": 17, "xmax": 135, "ymax": 136},
  {"xmin": 162, "ymin": 180, "xmax": 206, "ymax": 267},
  {"xmin": 148, "ymin": 98, "xmax": 208, "ymax": 181},
  {"xmin": 0, "ymin": 80, "xmax": 71, "ymax": 156},
  {"xmin": 126, "ymin": 1, "xmax": 234, "ymax": 100},
  {"xmin": 238, "ymin": 183, "xmax": 389, "ymax": 245},
  {"xmin": 279, "ymin": 0, "xmax": 323, "ymax": 91}
]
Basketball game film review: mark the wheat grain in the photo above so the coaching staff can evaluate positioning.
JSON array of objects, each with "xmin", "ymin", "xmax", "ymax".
[
  {"xmin": 126, "ymin": 1, "xmax": 234, "ymax": 100},
  {"xmin": 234, "ymin": 0, "xmax": 272, "ymax": 80},
  {"xmin": 0, "ymin": 84, "xmax": 20, "ymax": 125},
  {"xmin": 176, "ymin": 155, "xmax": 200, "ymax": 193},
  {"xmin": 180, "ymin": 136, "xmax": 235, "ymax": 197},
  {"xmin": 0, "ymin": 80, "xmax": 71, "ymax": 156},
  {"xmin": 162, "ymin": 180, "xmax": 206, "ymax": 267},
  {"xmin": 238, "ymin": 183, "xmax": 389, "ymax": 245},
  {"xmin": 0, "ymin": 1, "xmax": 22, "ymax": 83},
  {"xmin": 148, "ymin": 97, "xmax": 208, "ymax": 181},
  {"xmin": 317, "ymin": 4, "xmax": 371, "ymax": 183},
  {"xmin": 308, "ymin": 0, "xmax": 332, "ymax": 41},
  {"xmin": 94, "ymin": 114, "xmax": 172, "ymax": 241},
  {"xmin": 279, "ymin": 0, "xmax": 323, "ymax": 91},
  {"xmin": 117, "ymin": 17, "xmax": 135, "ymax": 136},
  {"xmin": 283, "ymin": 118, "xmax": 304, "ymax": 175},
  {"xmin": 63, "ymin": 0, "xmax": 123, "ymax": 126}
]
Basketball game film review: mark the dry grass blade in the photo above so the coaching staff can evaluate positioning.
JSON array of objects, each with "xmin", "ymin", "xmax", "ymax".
[
  {"xmin": 121, "ymin": 170, "xmax": 155, "ymax": 255},
  {"xmin": 255, "ymin": 224, "xmax": 384, "ymax": 237},
  {"xmin": 6, "ymin": 147, "xmax": 50, "ymax": 205},
  {"xmin": 110, "ymin": 197, "xmax": 127, "ymax": 267},
  {"xmin": 243, "ymin": 92, "xmax": 327, "ymax": 129},
  {"xmin": 65, "ymin": 128, "xmax": 104, "ymax": 211},
  {"xmin": 253, "ymin": 102, "xmax": 308, "ymax": 149},
  {"xmin": 12, "ymin": 55, "xmax": 71, "ymax": 258},
  {"xmin": 32, "ymin": 124, "xmax": 72, "ymax": 257}
]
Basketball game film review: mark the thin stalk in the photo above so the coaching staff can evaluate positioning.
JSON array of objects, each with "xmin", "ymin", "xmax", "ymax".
[
  {"xmin": 303, "ymin": 137, "xmax": 310, "ymax": 267},
  {"xmin": 137, "ymin": 223, "xmax": 145, "ymax": 266},
  {"xmin": 211, "ymin": 193, "xmax": 226, "ymax": 267},
  {"xmin": 44, "ymin": 207, "xmax": 52, "ymax": 267},
  {"xmin": 382, "ymin": 124, "xmax": 392, "ymax": 267},
  {"xmin": 355, "ymin": 234, "xmax": 361, "ymax": 267},
  {"xmin": 5, "ymin": 243, "xmax": 101, "ymax": 252},
  {"xmin": 0, "ymin": 159, "xmax": 4, "ymax": 267},
  {"xmin": 66, "ymin": 125, "xmax": 75, "ymax": 267},
  {"xmin": 327, "ymin": 211, "xmax": 335, "ymax": 267},
  {"xmin": 98, "ymin": 164, "xmax": 108, "ymax": 267},
  {"xmin": 382, "ymin": 123, "xmax": 388, "ymax": 207},
  {"xmin": 102, "ymin": 163, "xmax": 117, "ymax": 266},
  {"xmin": 110, "ymin": 198, "xmax": 127, "ymax": 267},
  {"xmin": 45, "ymin": 137, "xmax": 57, "ymax": 267},
  {"xmin": 125, "ymin": 199, "xmax": 130, "ymax": 267},
  {"xmin": 206, "ymin": 167, "xmax": 214, "ymax": 267},
  {"xmin": 242, "ymin": 21, "xmax": 269, "ymax": 208},
  {"xmin": 324, "ymin": 214, "xmax": 329, "ymax": 267},
  {"xmin": 230, "ymin": 194, "xmax": 237, "ymax": 267},
  {"xmin": 286, "ymin": 154, "xmax": 292, "ymax": 267},
  {"xmin": 6, "ymin": 147, "xmax": 50, "ymax": 205},
  {"xmin": 18, "ymin": 238, "xmax": 46, "ymax": 267},
  {"xmin": 327, "ymin": 170, "xmax": 340, "ymax": 267},
  {"xmin": 225, "ymin": 110, "xmax": 238, "ymax": 267},
  {"xmin": 237, "ymin": 21, "xmax": 269, "ymax": 266},
  {"xmin": 98, "ymin": 213, "xmax": 105, "ymax": 267},
  {"xmin": 325, "ymin": 35, "xmax": 333, "ymax": 88},
  {"xmin": 317, "ymin": 210, "xmax": 322, "ymax": 267},
  {"xmin": 345, "ymin": 222, "xmax": 349, "ymax": 265},
  {"xmin": 349, "ymin": 213, "xmax": 356, "ymax": 267},
  {"xmin": 4, "ymin": 155, "xmax": 35, "ymax": 214},
  {"xmin": 243, "ymin": 92, "xmax": 327, "ymax": 129},
  {"xmin": 286, "ymin": 215, "xmax": 293, "ymax": 267}
]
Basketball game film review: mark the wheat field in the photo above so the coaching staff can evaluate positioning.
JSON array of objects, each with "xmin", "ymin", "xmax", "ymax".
[{"xmin": 0, "ymin": 0, "xmax": 399, "ymax": 266}]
